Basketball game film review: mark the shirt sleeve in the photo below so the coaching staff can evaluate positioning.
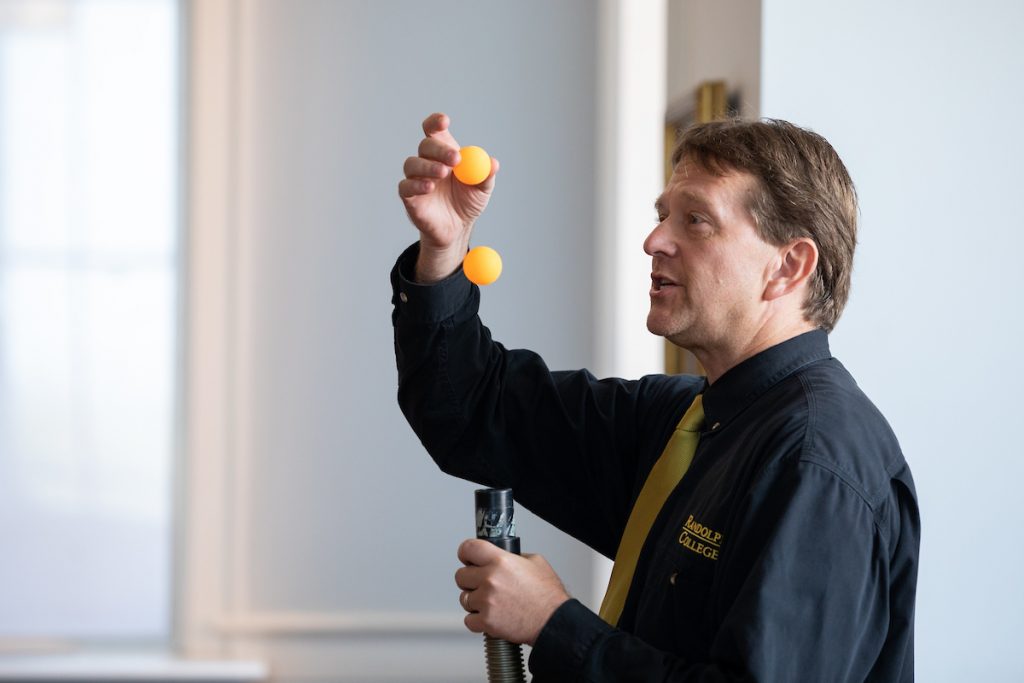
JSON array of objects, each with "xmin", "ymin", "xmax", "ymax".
[
  {"xmin": 390, "ymin": 242, "xmax": 699, "ymax": 558},
  {"xmin": 528, "ymin": 457, "xmax": 896, "ymax": 682}
]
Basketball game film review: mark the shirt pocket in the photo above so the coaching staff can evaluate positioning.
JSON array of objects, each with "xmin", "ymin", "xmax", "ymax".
[
  {"xmin": 666, "ymin": 544, "xmax": 717, "ymax": 658},
  {"xmin": 632, "ymin": 541, "xmax": 717, "ymax": 657}
]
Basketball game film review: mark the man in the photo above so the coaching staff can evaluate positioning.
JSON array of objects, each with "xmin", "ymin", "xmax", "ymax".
[{"xmin": 392, "ymin": 112, "xmax": 919, "ymax": 681}]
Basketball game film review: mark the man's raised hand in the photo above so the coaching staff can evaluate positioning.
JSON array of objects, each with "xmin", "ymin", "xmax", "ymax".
[{"xmin": 398, "ymin": 113, "xmax": 499, "ymax": 283}]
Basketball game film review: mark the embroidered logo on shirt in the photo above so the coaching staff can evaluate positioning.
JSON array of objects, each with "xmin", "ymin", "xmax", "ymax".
[{"xmin": 678, "ymin": 514, "xmax": 723, "ymax": 560}]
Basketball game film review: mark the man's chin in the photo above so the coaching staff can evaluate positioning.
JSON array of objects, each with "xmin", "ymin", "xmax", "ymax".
[
  {"xmin": 648, "ymin": 316, "xmax": 692, "ymax": 348},
  {"xmin": 646, "ymin": 316, "xmax": 676, "ymax": 340},
  {"xmin": 646, "ymin": 315, "xmax": 665, "ymax": 338}
]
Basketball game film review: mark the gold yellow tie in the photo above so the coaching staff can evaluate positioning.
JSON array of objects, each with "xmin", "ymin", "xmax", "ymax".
[{"xmin": 598, "ymin": 394, "xmax": 705, "ymax": 626}]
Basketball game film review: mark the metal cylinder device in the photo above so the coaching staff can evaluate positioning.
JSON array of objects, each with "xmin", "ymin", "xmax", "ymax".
[{"xmin": 475, "ymin": 488, "xmax": 527, "ymax": 683}]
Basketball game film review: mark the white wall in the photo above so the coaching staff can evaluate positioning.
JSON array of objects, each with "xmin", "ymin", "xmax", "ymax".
[
  {"xmin": 184, "ymin": 1, "xmax": 602, "ymax": 680},
  {"xmin": 760, "ymin": 1, "xmax": 1024, "ymax": 680},
  {"xmin": 235, "ymin": 0, "xmax": 600, "ymax": 616}
]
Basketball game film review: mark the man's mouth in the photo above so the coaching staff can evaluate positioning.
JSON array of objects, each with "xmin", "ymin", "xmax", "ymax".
[{"xmin": 651, "ymin": 274, "xmax": 678, "ymax": 292}]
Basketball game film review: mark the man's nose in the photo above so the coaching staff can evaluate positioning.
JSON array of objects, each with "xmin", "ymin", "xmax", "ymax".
[{"xmin": 643, "ymin": 221, "xmax": 672, "ymax": 257}]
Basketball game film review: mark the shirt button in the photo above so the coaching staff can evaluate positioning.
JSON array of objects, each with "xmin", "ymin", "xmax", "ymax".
[
  {"xmin": 399, "ymin": 292, "xmax": 408, "ymax": 303},
  {"xmin": 669, "ymin": 571, "xmax": 678, "ymax": 585},
  {"xmin": 711, "ymin": 422, "xmax": 721, "ymax": 430}
]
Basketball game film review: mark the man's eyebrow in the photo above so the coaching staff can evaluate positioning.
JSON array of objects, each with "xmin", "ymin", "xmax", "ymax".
[
  {"xmin": 677, "ymin": 189, "xmax": 713, "ymax": 209},
  {"xmin": 654, "ymin": 190, "xmax": 718, "ymax": 217}
]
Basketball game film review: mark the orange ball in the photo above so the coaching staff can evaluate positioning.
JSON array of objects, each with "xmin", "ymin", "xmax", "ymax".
[
  {"xmin": 463, "ymin": 246, "xmax": 503, "ymax": 286},
  {"xmin": 453, "ymin": 146, "xmax": 491, "ymax": 185}
]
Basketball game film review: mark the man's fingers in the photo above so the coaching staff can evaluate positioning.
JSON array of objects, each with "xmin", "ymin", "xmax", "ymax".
[
  {"xmin": 422, "ymin": 112, "xmax": 460, "ymax": 145},
  {"xmin": 454, "ymin": 564, "xmax": 483, "ymax": 590},
  {"xmin": 404, "ymin": 156, "xmax": 449, "ymax": 180},
  {"xmin": 464, "ymin": 612, "xmax": 485, "ymax": 634},
  {"xmin": 398, "ymin": 178, "xmax": 434, "ymax": 199},
  {"xmin": 422, "ymin": 112, "xmax": 449, "ymax": 137},
  {"xmin": 458, "ymin": 538, "xmax": 504, "ymax": 567},
  {"xmin": 418, "ymin": 137, "xmax": 460, "ymax": 166}
]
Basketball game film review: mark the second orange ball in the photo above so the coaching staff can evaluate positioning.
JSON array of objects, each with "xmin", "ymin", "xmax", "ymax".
[{"xmin": 463, "ymin": 246, "xmax": 502, "ymax": 286}]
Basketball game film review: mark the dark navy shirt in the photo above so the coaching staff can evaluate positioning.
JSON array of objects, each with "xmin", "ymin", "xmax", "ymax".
[{"xmin": 391, "ymin": 243, "xmax": 920, "ymax": 682}]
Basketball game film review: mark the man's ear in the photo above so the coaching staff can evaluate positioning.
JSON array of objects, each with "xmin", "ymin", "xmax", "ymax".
[{"xmin": 764, "ymin": 238, "xmax": 818, "ymax": 301}]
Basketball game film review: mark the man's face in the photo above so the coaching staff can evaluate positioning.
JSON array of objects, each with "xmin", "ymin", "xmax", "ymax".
[{"xmin": 644, "ymin": 158, "xmax": 779, "ymax": 353}]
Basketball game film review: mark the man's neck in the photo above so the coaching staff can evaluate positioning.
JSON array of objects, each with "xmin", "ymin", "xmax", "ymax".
[{"xmin": 693, "ymin": 320, "xmax": 818, "ymax": 385}]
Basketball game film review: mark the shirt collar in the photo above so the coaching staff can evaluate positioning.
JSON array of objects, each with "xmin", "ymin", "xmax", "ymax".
[{"xmin": 700, "ymin": 329, "xmax": 831, "ymax": 431}]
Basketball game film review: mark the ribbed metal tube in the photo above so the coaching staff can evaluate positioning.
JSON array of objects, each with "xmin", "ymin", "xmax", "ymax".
[{"xmin": 484, "ymin": 634, "xmax": 526, "ymax": 682}]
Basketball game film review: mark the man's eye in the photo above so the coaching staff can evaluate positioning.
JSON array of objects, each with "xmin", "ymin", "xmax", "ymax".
[
  {"xmin": 657, "ymin": 214, "xmax": 668, "ymax": 222},
  {"xmin": 689, "ymin": 214, "xmax": 706, "ymax": 224}
]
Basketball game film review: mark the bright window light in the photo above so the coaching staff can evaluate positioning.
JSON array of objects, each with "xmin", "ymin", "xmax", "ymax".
[{"xmin": 0, "ymin": 0, "xmax": 179, "ymax": 641}]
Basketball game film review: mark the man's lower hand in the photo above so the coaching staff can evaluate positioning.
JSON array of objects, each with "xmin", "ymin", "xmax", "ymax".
[{"xmin": 454, "ymin": 538, "xmax": 571, "ymax": 646}]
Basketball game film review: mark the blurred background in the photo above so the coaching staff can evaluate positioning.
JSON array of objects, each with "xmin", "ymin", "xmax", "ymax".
[{"xmin": 0, "ymin": 0, "xmax": 1020, "ymax": 681}]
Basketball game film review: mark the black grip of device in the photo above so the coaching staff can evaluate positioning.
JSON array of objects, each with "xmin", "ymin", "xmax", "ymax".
[{"xmin": 475, "ymin": 488, "xmax": 521, "ymax": 555}]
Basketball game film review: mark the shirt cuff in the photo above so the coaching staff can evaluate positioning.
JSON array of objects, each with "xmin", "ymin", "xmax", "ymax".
[
  {"xmin": 528, "ymin": 599, "xmax": 612, "ymax": 678},
  {"xmin": 390, "ymin": 241, "xmax": 477, "ymax": 325}
]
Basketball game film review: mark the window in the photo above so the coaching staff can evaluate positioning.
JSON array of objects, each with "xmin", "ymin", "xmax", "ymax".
[{"xmin": 0, "ymin": 0, "xmax": 180, "ymax": 642}]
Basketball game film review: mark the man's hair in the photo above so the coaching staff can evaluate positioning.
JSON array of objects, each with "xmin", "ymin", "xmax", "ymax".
[{"xmin": 671, "ymin": 118, "xmax": 858, "ymax": 332}]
